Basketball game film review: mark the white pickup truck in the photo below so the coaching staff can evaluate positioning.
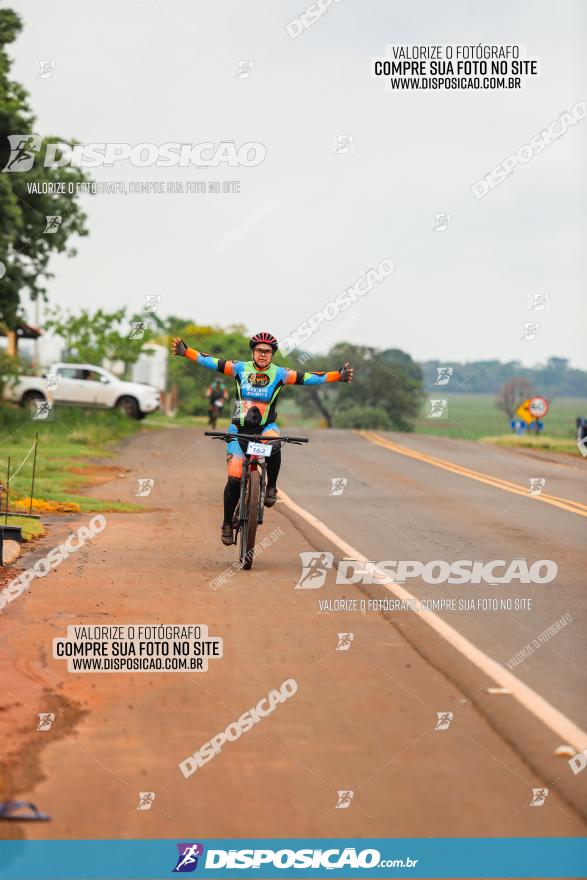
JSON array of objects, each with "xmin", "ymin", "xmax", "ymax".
[{"xmin": 4, "ymin": 363, "xmax": 161, "ymax": 419}]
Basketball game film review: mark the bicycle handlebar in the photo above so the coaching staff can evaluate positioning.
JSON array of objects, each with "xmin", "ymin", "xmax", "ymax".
[{"xmin": 204, "ymin": 431, "xmax": 309, "ymax": 444}]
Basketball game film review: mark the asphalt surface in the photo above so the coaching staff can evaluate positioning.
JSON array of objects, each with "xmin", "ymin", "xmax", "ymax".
[
  {"xmin": 280, "ymin": 429, "xmax": 587, "ymax": 729},
  {"xmin": 0, "ymin": 425, "xmax": 585, "ymax": 848}
]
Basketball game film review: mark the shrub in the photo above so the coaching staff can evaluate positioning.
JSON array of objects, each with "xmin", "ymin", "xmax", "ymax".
[{"xmin": 333, "ymin": 406, "xmax": 391, "ymax": 429}]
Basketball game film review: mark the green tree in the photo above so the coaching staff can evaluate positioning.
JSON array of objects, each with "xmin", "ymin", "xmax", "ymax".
[
  {"xmin": 0, "ymin": 8, "xmax": 90, "ymax": 329},
  {"xmin": 164, "ymin": 321, "xmax": 256, "ymax": 415},
  {"xmin": 294, "ymin": 343, "xmax": 424, "ymax": 430},
  {"xmin": 44, "ymin": 307, "xmax": 153, "ymax": 375}
]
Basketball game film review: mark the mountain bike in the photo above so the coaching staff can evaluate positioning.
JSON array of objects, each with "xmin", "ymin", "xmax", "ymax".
[
  {"xmin": 205, "ymin": 431, "xmax": 309, "ymax": 570},
  {"xmin": 208, "ymin": 398, "xmax": 225, "ymax": 430}
]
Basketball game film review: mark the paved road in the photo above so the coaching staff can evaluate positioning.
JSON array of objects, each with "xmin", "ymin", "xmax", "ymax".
[
  {"xmin": 280, "ymin": 429, "xmax": 587, "ymax": 729},
  {"xmin": 0, "ymin": 425, "xmax": 585, "ymax": 847}
]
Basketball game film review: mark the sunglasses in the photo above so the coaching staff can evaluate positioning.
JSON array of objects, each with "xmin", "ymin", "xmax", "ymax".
[{"xmin": 254, "ymin": 348, "xmax": 273, "ymax": 356}]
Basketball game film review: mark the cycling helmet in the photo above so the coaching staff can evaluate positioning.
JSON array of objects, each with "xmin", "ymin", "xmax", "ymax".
[{"xmin": 249, "ymin": 331, "xmax": 278, "ymax": 353}]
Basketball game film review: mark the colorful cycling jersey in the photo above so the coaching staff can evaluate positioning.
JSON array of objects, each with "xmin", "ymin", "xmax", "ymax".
[{"xmin": 185, "ymin": 347, "xmax": 341, "ymax": 428}]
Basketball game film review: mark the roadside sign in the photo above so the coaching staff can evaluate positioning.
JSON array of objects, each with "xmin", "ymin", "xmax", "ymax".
[
  {"xmin": 515, "ymin": 399, "xmax": 534, "ymax": 425},
  {"xmin": 515, "ymin": 397, "xmax": 549, "ymax": 424},
  {"xmin": 529, "ymin": 396, "xmax": 549, "ymax": 418},
  {"xmin": 511, "ymin": 419, "xmax": 527, "ymax": 434}
]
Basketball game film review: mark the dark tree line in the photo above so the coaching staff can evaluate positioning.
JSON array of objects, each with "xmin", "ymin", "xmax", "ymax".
[{"xmin": 421, "ymin": 358, "xmax": 586, "ymax": 397}]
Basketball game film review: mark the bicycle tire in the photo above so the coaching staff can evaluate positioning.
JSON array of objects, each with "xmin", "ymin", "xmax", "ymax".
[{"xmin": 240, "ymin": 469, "xmax": 260, "ymax": 570}]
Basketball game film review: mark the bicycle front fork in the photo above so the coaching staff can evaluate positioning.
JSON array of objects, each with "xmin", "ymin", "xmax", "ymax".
[{"xmin": 239, "ymin": 459, "xmax": 267, "ymax": 526}]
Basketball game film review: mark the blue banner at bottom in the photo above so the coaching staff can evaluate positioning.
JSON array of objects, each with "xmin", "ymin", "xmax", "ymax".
[{"xmin": 0, "ymin": 838, "xmax": 585, "ymax": 879}]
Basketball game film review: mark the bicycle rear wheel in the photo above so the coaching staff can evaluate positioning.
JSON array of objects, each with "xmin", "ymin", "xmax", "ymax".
[{"xmin": 239, "ymin": 469, "xmax": 260, "ymax": 570}]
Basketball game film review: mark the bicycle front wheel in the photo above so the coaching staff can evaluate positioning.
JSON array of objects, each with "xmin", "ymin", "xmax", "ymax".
[{"xmin": 240, "ymin": 469, "xmax": 260, "ymax": 570}]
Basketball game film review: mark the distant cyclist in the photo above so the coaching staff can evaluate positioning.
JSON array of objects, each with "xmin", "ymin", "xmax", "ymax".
[
  {"xmin": 206, "ymin": 379, "xmax": 228, "ymax": 428},
  {"xmin": 171, "ymin": 331, "xmax": 353, "ymax": 545}
]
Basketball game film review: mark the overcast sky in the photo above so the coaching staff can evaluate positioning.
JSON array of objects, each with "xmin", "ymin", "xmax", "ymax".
[{"xmin": 7, "ymin": 0, "xmax": 587, "ymax": 368}]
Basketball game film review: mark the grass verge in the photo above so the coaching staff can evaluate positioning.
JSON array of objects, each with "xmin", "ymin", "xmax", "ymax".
[
  {"xmin": 0, "ymin": 514, "xmax": 45, "ymax": 541},
  {"xmin": 481, "ymin": 434, "xmax": 581, "ymax": 455},
  {"xmin": 0, "ymin": 406, "xmax": 143, "ymax": 512}
]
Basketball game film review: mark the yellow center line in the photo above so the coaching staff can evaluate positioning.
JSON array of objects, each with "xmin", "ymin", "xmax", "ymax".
[{"xmin": 357, "ymin": 430, "xmax": 587, "ymax": 519}]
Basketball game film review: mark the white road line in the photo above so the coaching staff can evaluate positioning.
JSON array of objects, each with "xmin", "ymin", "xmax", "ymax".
[{"xmin": 279, "ymin": 489, "xmax": 587, "ymax": 753}]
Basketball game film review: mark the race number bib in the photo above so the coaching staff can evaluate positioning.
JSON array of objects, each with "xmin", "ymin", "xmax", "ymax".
[{"xmin": 246, "ymin": 441, "xmax": 272, "ymax": 457}]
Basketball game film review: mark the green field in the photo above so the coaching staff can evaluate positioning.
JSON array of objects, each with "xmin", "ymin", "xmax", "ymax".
[
  {"xmin": 282, "ymin": 393, "xmax": 586, "ymax": 444},
  {"xmin": 412, "ymin": 394, "xmax": 586, "ymax": 455},
  {"xmin": 414, "ymin": 394, "xmax": 586, "ymax": 443},
  {"xmin": 281, "ymin": 393, "xmax": 586, "ymax": 454}
]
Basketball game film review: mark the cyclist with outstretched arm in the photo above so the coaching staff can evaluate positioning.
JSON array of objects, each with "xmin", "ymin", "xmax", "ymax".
[{"xmin": 171, "ymin": 331, "xmax": 353, "ymax": 545}]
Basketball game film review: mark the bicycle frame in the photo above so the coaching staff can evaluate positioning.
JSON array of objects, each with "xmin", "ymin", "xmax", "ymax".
[
  {"xmin": 205, "ymin": 430, "xmax": 309, "ymax": 567},
  {"xmin": 236, "ymin": 453, "xmax": 266, "ymax": 536}
]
